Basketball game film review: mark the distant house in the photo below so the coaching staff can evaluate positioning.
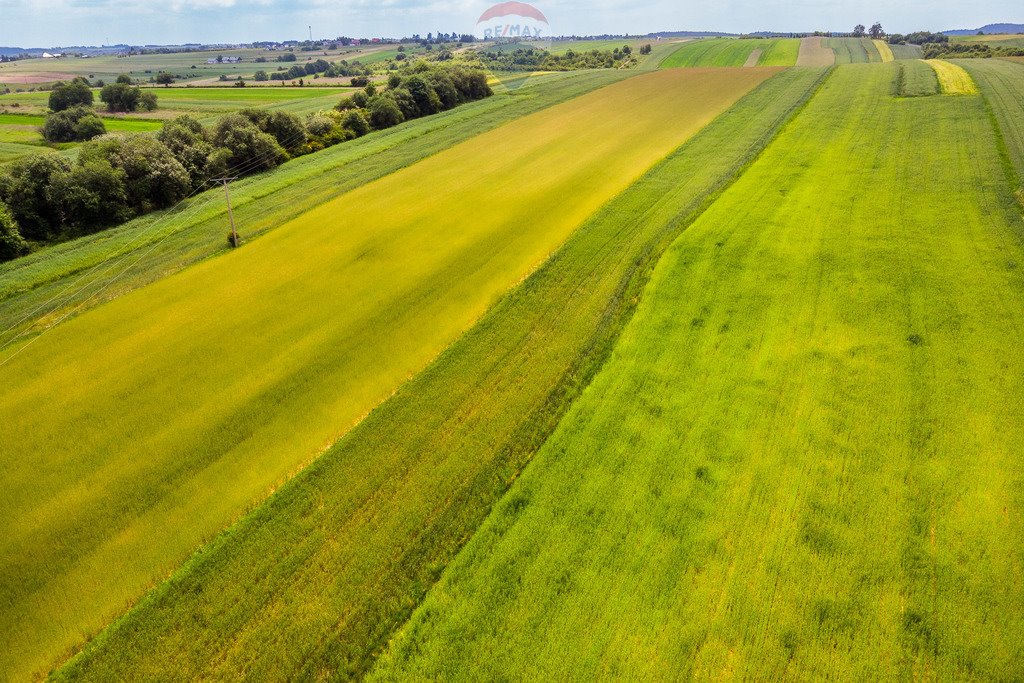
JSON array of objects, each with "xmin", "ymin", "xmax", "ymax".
[{"xmin": 205, "ymin": 56, "xmax": 241, "ymax": 64}]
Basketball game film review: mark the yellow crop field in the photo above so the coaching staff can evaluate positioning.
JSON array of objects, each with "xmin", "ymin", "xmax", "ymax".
[
  {"xmin": 928, "ymin": 59, "xmax": 979, "ymax": 94},
  {"xmin": 0, "ymin": 66, "xmax": 776, "ymax": 681},
  {"xmin": 873, "ymin": 39, "xmax": 894, "ymax": 62}
]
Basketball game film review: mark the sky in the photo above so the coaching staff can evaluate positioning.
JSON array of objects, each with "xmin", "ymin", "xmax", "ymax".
[{"xmin": 1, "ymin": 0, "xmax": 1020, "ymax": 48}]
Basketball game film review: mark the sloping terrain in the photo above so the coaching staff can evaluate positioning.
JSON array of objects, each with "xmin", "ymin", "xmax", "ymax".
[
  {"xmin": 0, "ymin": 67, "xmax": 778, "ymax": 681},
  {"xmin": 52, "ymin": 68, "xmax": 826, "ymax": 682},
  {"xmin": 372, "ymin": 63, "xmax": 1024, "ymax": 680}
]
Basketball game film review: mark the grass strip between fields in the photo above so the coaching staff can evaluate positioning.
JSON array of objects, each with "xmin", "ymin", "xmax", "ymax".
[
  {"xmin": 52, "ymin": 67, "xmax": 828, "ymax": 681},
  {"xmin": 371, "ymin": 61, "xmax": 1024, "ymax": 681}
]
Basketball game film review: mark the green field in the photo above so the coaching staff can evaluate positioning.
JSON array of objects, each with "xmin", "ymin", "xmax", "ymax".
[
  {"xmin": 4, "ymin": 13, "xmax": 1024, "ymax": 683},
  {"xmin": 0, "ymin": 44, "xmax": 394, "ymax": 87},
  {"xmin": 0, "ymin": 71, "xmax": 632, "ymax": 339},
  {"xmin": 0, "ymin": 112, "xmax": 164, "ymax": 164},
  {"xmin": 889, "ymin": 43, "xmax": 925, "ymax": 59},
  {"xmin": 826, "ymin": 37, "xmax": 879, "ymax": 63},
  {"xmin": 950, "ymin": 34, "xmax": 1024, "ymax": 49},
  {"xmin": 0, "ymin": 67, "xmax": 777, "ymax": 681},
  {"xmin": 52, "ymin": 66, "xmax": 825, "ymax": 682},
  {"xmin": 963, "ymin": 59, "xmax": 1024, "ymax": 183},
  {"xmin": 371, "ymin": 63, "xmax": 1024, "ymax": 680},
  {"xmin": 896, "ymin": 59, "xmax": 939, "ymax": 97},
  {"xmin": 661, "ymin": 38, "xmax": 800, "ymax": 68}
]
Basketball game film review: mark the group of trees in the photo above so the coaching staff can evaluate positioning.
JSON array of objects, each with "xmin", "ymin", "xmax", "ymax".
[
  {"xmin": 852, "ymin": 23, "xmax": 886, "ymax": 39},
  {"xmin": 335, "ymin": 62, "xmax": 491, "ymax": 132},
  {"xmin": 254, "ymin": 58, "xmax": 370, "ymax": 82},
  {"xmin": 99, "ymin": 75, "xmax": 158, "ymax": 112},
  {"xmin": 886, "ymin": 31, "xmax": 948, "ymax": 45},
  {"xmin": 39, "ymin": 76, "xmax": 158, "ymax": 144},
  {"xmin": 476, "ymin": 45, "xmax": 637, "ymax": 71},
  {"xmin": 0, "ymin": 61, "xmax": 493, "ymax": 260},
  {"xmin": 921, "ymin": 41, "xmax": 1024, "ymax": 58}
]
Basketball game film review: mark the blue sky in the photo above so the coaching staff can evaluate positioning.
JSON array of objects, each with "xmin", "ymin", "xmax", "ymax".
[{"xmin": 2, "ymin": 0, "xmax": 1020, "ymax": 48}]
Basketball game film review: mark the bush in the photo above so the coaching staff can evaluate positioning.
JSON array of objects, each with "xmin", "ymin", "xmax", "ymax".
[
  {"xmin": 0, "ymin": 154, "xmax": 72, "ymax": 240},
  {"xmin": 157, "ymin": 115, "xmax": 214, "ymax": 189},
  {"xmin": 211, "ymin": 114, "xmax": 287, "ymax": 172},
  {"xmin": 239, "ymin": 109, "xmax": 307, "ymax": 155},
  {"xmin": 100, "ymin": 82, "xmax": 141, "ymax": 112},
  {"xmin": 42, "ymin": 105, "xmax": 107, "ymax": 142},
  {"xmin": 350, "ymin": 76, "xmax": 369, "ymax": 87},
  {"xmin": 305, "ymin": 113, "xmax": 335, "ymax": 137},
  {"xmin": 47, "ymin": 158, "xmax": 132, "ymax": 232},
  {"xmin": 404, "ymin": 75, "xmax": 442, "ymax": 116},
  {"xmin": 80, "ymin": 134, "xmax": 191, "ymax": 211},
  {"xmin": 0, "ymin": 200, "xmax": 29, "ymax": 261},
  {"xmin": 342, "ymin": 110, "xmax": 370, "ymax": 137},
  {"xmin": 367, "ymin": 93, "xmax": 404, "ymax": 129},
  {"xmin": 48, "ymin": 78, "xmax": 93, "ymax": 112},
  {"xmin": 254, "ymin": 70, "xmax": 269, "ymax": 82}
]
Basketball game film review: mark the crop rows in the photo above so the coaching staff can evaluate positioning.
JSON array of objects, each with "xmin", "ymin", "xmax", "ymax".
[
  {"xmin": 52, "ymin": 67, "xmax": 827, "ymax": 682},
  {"xmin": 373, "ymin": 62, "xmax": 1024, "ymax": 681}
]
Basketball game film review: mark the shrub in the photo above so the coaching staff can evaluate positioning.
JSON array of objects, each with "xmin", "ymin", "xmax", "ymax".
[
  {"xmin": 80, "ymin": 134, "xmax": 191, "ymax": 212},
  {"xmin": 100, "ymin": 82, "xmax": 141, "ymax": 112},
  {"xmin": 0, "ymin": 200, "xmax": 29, "ymax": 261},
  {"xmin": 157, "ymin": 115, "xmax": 214, "ymax": 189},
  {"xmin": 367, "ymin": 93, "xmax": 404, "ymax": 129},
  {"xmin": 48, "ymin": 78, "xmax": 93, "ymax": 112},
  {"xmin": 211, "ymin": 114, "xmax": 287, "ymax": 172},
  {"xmin": 42, "ymin": 105, "xmax": 106, "ymax": 142},
  {"xmin": 0, "ymin": 154, "xmax": 72, "ymax": 240},
  {"xmin": 47, "ymin": 158, "xmax": 132, "ymax": 232},
  {"xmin": 305, "ymin": 113, "xmax": 335, "ymax": 137},
  {"xmin": 341, "ymin": 109, "xmax": 370, "ymax": 137},
  {"xmin": 254, "ymin": 70, "xmax": 269, "ymax": 82},
  {"xmin": 404, "ymin": 75, "xmax": 442, "ymax": 116}
]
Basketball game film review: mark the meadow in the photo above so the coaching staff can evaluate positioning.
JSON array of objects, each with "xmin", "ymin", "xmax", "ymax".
[
  {"xmin": 0, "ymin": 44, "xmax": 392, "ymax": 87},
  {"xmin": 660, "ymin": 38, "xmax": 800, "ymax": 68},
  {"xmin": 0, "ymin": 86, "xmax": 354, "ymax": 163},
  {"xmin": 0, "ymin": 67, "xmax": 777, "ymax": 681},
  {"xmin": 53, "ymin": 66, "xmax": 826, "ymax": 682},
  {"xmin": 371, "ymin": 62, "xmax": 1024, "ymax": 680}
]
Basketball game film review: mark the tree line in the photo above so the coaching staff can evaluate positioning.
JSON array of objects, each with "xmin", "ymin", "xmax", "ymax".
[
  {"xmin": 0, "ymin": 62, "xmax": 491, "ymax": 261},
  {"xmin": 476, "ymin": 45, "xmax": 638, "ymax": 71}
]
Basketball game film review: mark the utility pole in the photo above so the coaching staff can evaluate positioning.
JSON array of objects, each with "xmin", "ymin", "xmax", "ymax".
[
  {"xmin": 211, "ymin": 177, "xmax": 240, "ymax": 247},
  {"xmin": 309, "ymin": 25, "xmax": 313, "ymax": 42}
]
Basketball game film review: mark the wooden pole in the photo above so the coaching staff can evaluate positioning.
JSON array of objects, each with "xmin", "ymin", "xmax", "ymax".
[{"xmin": 211, "ymin": 177, "xmax": 239, "ymax": 247}]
